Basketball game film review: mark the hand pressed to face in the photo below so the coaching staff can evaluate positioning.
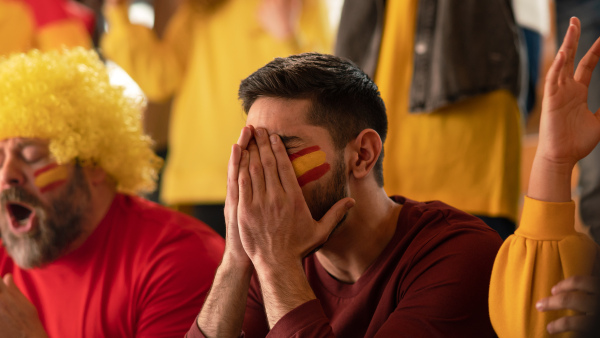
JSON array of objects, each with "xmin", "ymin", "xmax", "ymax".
[
  {"xmin": 237, "ymin": 127, "xmax": 354, "ymax": 269},
  {"xmin": 536, "ymin": 275, "xmax": 600, "ymax": 334},
  {"xmin": 223, "ymin": 126, "xmax": 254, "ymax": 266},
  {"xmin": 0, "ymin": 274, "xmax": 48, "ymax": 337}
]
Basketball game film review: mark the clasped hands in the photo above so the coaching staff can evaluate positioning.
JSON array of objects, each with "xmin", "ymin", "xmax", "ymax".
[{"xmin": 223, "ymin": 126, "xmax": 353, "ymax": 272}]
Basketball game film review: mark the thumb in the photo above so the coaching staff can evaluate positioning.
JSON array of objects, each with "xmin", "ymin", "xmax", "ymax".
[{"xmin": 316, "ymin": 197, "xmax": 355, "ymax": 239}]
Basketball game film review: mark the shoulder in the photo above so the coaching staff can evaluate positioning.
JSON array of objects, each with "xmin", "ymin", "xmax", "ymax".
[
  {"xmin": 397, "ymin": 196, "xmax": 500, "ymax": 235},
  {"xmin": 112, "ymin": 194, "xmax": 225, "ymax": 259},
  {"xmin": 109, "ymin": 195, "xmax": 224, "ymax": 300},
  {"xmin": 392, "ymin": 196, "xmax": 502, "ymax": 260}
]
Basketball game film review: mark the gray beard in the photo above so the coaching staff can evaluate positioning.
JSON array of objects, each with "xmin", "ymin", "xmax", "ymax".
[{"xmin": 0, "ymin": 166, "xmax": 90, "ymax": 268}]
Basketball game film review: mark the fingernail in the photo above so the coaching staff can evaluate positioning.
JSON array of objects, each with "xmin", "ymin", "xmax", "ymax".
[
  {"xmin": 270, "ymin": 135, "xmax": 277, "ymax": 144},
  {"xmin": 551, "ymin": 286, "xmax": 557, "ymax": 294},
  {"xmin": 242, "ymin": 150, "xmax": 248, "ymax": 159},
  {"xmin": 536, "ymin": 301, "xmax": 544, "ymax": 310},
  {"xmin": 256, "ymin": 128, "xmax": 264, "ymax": 137},
  {"xmin": 345, "ymin": 200, "xmax": 355, "ymax": 209}
]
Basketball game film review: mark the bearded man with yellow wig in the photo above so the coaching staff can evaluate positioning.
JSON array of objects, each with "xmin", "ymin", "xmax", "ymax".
[{"xmin": 0, "ymin": 48, "xmax": 224, "ymax": 337}]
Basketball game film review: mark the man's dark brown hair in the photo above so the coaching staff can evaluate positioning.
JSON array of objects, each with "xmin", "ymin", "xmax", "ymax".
[{"xmin": 238, "ymin": 52, "xmax": 388, "ymax": 186}]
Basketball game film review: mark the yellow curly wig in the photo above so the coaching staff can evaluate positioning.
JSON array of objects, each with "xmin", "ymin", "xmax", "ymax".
[{"xmin": 0, "ymin": 48, "xmax": 162, "ymax": 195}]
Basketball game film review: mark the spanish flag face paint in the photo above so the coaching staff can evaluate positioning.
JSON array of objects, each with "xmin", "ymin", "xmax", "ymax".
[
  {"xmin": 33, "ymin": 163, "xmax": 68, "ymax": 193},
  {"xmin": 288, "ymin": 146, "xmax": 331, "ymax": 187}
]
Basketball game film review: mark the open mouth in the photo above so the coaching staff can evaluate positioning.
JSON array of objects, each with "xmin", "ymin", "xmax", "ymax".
[{"xmin": 5, "ymin": 202, "xmax": 35, "ymax": 231}]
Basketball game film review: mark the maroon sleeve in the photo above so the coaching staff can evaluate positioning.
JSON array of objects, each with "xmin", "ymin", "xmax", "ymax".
[
  {"xmin": 268, "ymin": 299, "xmax": 334, "ymax": 337},
  {"xmin": 373, "ymin": 226, "xmax": 501, "ymax": 337},
  {"xmin": 185, "ymin": 273, "xmax": 270, "ymax": 338},
  {"xmin": 185, "ymin": 320, "xmax": 205, "ymax": 338}
]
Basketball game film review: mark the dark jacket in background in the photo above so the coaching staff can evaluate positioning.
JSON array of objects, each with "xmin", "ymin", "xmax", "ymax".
[{"xmin": 335, "ymin": 0, "xmax": 521, "ymax": 113}]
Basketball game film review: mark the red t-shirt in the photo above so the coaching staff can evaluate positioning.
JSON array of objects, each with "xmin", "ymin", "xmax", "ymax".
[
  {"xmin": 0, "ymin": 194, "xmax": 224, "ymax": 337},
  {"xmin": 188, "ymin": 196, "xmax": 502, "ymax": 337}
]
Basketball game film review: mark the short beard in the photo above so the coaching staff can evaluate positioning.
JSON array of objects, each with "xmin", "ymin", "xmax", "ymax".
[
  {"xmin": 305, "ymin": 154, "xmax": 348, "ymax": 254},
  {"xmin": 0, "ymin": 166, "xmax": 91, "ymax": 268}
]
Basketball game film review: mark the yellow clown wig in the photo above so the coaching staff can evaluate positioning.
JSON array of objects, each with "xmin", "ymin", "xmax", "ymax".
[{"xmin": 0, "ymin": 48, "xmax": 162, "ymax": 195}]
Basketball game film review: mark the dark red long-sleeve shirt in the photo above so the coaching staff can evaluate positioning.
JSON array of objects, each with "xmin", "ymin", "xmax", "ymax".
[{"xmin": 189, "ymin": 196, "xmax": 502, "ymax": 337}]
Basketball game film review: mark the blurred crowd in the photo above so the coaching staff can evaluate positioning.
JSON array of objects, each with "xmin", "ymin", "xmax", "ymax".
[{"xmin": 0, "ymin": 0, "xmax": 598, "ymax": 337}]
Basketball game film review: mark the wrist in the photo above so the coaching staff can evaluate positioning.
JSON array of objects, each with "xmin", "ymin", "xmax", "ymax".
[
  {"xmin": 253, "ymin": 255, "xmax": 303, "ymax": 279},
  {"xmin": 221, "ymin": 250, "xmax": 254, "ymax": 275},
  {"xmin": 528, "ymin": 155, "xmax": 574, "ymax": 202}
]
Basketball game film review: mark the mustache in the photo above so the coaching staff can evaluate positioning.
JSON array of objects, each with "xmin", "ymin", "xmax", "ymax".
[{"xmin": 0, "ymin": 187, "xmax": 43, "ymax": 209}]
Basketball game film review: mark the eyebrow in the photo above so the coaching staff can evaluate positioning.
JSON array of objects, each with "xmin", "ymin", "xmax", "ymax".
[
  {"xmin": 278, "ymin": 135, "xmax": 303, "ymax": 148},
  {"xmin": 15, "ymin": 140, "xmax": 45, "ymax": 149}
]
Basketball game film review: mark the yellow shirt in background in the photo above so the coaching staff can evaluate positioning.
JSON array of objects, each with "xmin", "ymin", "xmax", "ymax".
[
  {"xmin": 375, "ymin": 0, "xmax": 521, "ymax": 221},
  {"xmin": 102, "ymin": 0, "xmax": 331, "ymax": 204}
]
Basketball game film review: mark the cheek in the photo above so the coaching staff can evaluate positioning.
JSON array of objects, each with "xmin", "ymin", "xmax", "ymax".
[
  {"xmin": 33, "ymin": 163, "xmax": 68, "ymax": 193},
  {"xmin": 289, "ymin": 146, "xmax": 331, "ymax": 187}
]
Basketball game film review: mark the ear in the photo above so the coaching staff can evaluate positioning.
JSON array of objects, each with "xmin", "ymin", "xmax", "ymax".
[{"xmin": 348, "ymin": 129, "xmax": 382, "ymax": 181}]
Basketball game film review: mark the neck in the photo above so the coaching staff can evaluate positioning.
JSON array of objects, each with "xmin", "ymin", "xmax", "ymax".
[
  {"xmin": 315, "ymin": 184, "xmax": 401, "ymax": 283},
  {"xmin": 66, "ymin": 182, "xmax": 117, "ymax": 254}
]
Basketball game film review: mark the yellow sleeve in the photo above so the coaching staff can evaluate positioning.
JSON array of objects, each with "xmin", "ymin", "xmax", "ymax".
[
  {"xmin": 100, "ymin": 3, "xmax": 192, "ymax": 101},
  {"xmin": 36, "ymin": 20, "xmax": 92, "ymax": 51},
  {"xmin": 489, "ymin": 197, "xmax": 600, "ymax": 338},
  {"xmin": 0, "ymin": 1, "xmax": 35, "ymax": 55}
]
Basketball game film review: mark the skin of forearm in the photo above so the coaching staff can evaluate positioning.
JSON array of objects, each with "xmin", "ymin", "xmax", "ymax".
[
  {"xmin": 197, "ymin": 255, "xmax": 254, "ymax": 338},
  {"xmin": 255, "ymin": 259, "xmax": 317, "ymax": 328},
  {"xmin": 528, "ymin": 155, "xmax": 573, "ymax": 203}
]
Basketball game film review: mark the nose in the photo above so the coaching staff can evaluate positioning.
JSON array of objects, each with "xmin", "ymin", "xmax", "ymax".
[{"xmin": 0, "ymin": 155, "xmax": 25, "ymax": 189}]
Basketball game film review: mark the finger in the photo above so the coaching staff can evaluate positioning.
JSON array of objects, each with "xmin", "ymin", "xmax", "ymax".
[
  {"xmin": 269, "ymin": 134, "xmax": 302, "ymax": 193},
  {"xmin": 559, "ymin": 18, "xmax": 581, "ymax": 81},
  {"xmin": 226, "ymin": 144, "xmax": 242, "ymax": 216},
  {"xmin": 247, "ymin": 140, "xmax": 266, "ymax": 196},
  {"xmin": 574, "ymin": 36, "xmax": 600, "ymax": 87},
  {"xmin": 536, "ymin": 291, "xmax": 596, "ymax": 313},
  {"xmin": 254, "ymin": 128, "xmax": 283, "ymax": 192},
  {"xmin": 552, "ymin": 275, "xmax": 600, "ymax": 295},
  {"xmin": 315, "ymin": 198, "xmax": 355, "ymax": 241},
  {"xmin": 547, "ymin": 315, "xmax": 591, "ymax": 334},
  {"xmin": 238, "ymin": 149, "xmax": 252, "ymax": 204},
  {"xmin": 237, "ymin": 126, "xmax": 254, "ymax": 150},
  {"xmin": 544, "ymin": 50, "xmax": 567, "ymax": 97}
]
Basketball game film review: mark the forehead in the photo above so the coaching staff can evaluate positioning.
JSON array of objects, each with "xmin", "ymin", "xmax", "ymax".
[
  {"xmin": 246, "ymin": 97, "xmax": 335, "ymax": 148},
  {"xmin": 246, "ymin": 97, "xmax": 310, "ymax": 129}
]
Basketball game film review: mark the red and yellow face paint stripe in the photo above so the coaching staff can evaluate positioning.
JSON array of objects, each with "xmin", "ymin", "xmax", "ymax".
[
  {"xmin": 288, "ymin": 146, "xmax": 331, "ymax": 187},
  {"xmin": 34, "ymin": 163, "xmax": 68, "ymax": 193}
]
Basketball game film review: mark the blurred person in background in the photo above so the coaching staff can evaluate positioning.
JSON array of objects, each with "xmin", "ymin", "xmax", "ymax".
[
  {"xmin": 336, "ymin": 0, "xmax": 522, "ymax": 240},
  {"xmin": 101, "ymin": 0, "xmax": 331, "ymax": 237},
  {"xmin": 512, "ymin": 0, "xmax": 551, "ymax": 119},
  {"xmin": 490, "ymin": 17, "xmax": 600, "ymax": 337},
  {"xmin": 0, "ymin": 48, "xmax": 224, "ymax": 337},
  {"xmin": 0, "ymin": 0, "xmax": 93, "ymax": 55}
]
